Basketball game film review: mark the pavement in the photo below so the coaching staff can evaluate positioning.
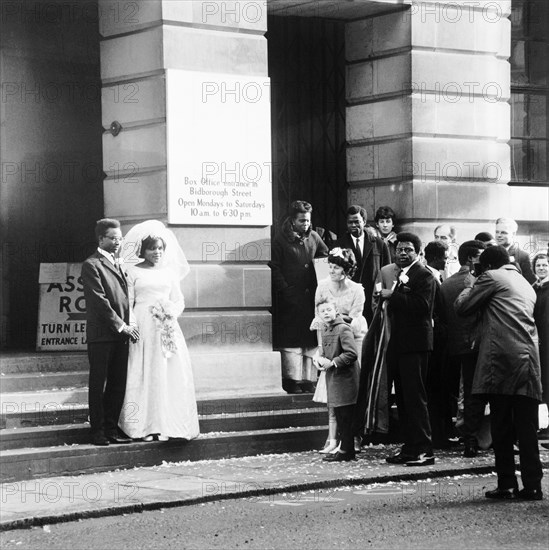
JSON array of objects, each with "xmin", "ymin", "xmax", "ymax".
[{"xmin": 2, "ymin": 443, "xmax": 548, "ymax": 531}]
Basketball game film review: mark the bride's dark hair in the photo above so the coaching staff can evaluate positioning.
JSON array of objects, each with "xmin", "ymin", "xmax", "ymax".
[{"xmin": 138, "ymin": 236, "xmax": 167, "ymax": 258}]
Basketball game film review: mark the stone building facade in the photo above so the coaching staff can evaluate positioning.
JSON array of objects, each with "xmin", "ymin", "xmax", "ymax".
[{"xmin": 1, "ymin": 0, "xmax": 547, "ymax": 393}]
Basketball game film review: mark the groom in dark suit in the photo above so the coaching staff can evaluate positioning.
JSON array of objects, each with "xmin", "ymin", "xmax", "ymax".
[
  {"xmin": 335, "ymin": 205, "xmax": 390, "ymax": 325},
  {"xmin": 82, "ymin": 218, "xmax": 140, "ymax": 446},
  {"xmin": 382, "ymin": 232, "xmax": 437, "ymax": 466}
]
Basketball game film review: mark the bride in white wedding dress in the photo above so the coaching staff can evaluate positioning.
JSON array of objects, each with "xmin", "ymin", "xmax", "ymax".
[{"xmin": 118, "ymin": 221, "xmax": 199, "ymax": 441}]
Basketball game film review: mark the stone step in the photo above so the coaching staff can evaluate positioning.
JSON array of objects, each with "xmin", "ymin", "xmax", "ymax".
[
  {"xmin": 0, "ymin": 389, "xmax": 90, "ymax": 415},
  {"xmin": 0, "ymin": 350, "xmax": 283, "ymax": 397},
  {"xmin": 0, "ymin": 393, "xmax": 321, "ymax": 429},
  {"xmin": 0, "ymin": 372, "xmax": 88, "ymax": 393},
  {"xmin": 1, "ymin": 404, "xmax": 89, "ymax": 430},
  {"xmin": 0, "ymin": 426, "xmax": 327, "ymax": 483},
  {"xmin": 0, "ymin": 353, "xmax": 89, "ymax": 375},
  {"xmin": 0, "ymin": 407, "xmax": 327, "ymax": 450}
]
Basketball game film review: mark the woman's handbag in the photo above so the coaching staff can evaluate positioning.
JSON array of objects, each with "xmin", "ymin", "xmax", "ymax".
[
  {"xmin": 539, "ymin": 403, "xmax": 549, "ymax": 430},
  {"xmin": 313, "ymin": 370, "xmax": 327, "ymax": 403}
]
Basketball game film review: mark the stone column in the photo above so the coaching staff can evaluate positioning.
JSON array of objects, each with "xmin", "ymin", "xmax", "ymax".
[
  {"xmin": 98, "ymin": 0, "xmax": 280, "ymax": 396},
  {"xmin": 345, "ymin": 0, "xmax": 548, "ymax": 244}
]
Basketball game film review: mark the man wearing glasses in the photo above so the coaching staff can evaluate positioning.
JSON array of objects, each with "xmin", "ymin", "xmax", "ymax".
[
  {"xmin": 380, "ymin": 232, "xmax": 437, "ymax": 466},
  {"xmin": 82, "ymin": 218, "xmax": 140, "ymax": 446}
]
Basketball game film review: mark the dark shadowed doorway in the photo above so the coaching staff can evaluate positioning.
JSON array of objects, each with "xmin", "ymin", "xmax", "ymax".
[{"xmin": 267, "ymin": 15, "xmax": 348, "ymax": 240}]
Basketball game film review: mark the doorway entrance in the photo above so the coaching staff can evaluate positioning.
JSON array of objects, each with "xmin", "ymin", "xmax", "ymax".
[{"xmin": 267, "ymin": 15, "xmax": 348, "ymax": 240}]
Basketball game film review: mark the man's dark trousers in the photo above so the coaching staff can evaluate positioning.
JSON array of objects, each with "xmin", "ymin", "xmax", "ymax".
[
  {"xmin": 489, "ymin": 394, "xmax": 543, "ymax": 491},
  {"xmin": 389, "ymin": 347, "xmax": 433, "ymax": 456},
  {"xmin": 459, "ymin": 352, "xmax": 486, "ymax": 442},
  {"xmin": 88, "ymin": 340, "xmax": 129, "ymax": 437}
]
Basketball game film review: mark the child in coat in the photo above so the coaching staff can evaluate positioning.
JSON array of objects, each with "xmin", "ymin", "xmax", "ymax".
[{"xmin": 315, "ymin": 296, "xmax": 360, "ymax": 461}]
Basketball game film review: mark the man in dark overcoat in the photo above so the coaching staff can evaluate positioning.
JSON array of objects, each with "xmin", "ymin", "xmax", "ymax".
[{"xmin": 270, "ymin": 201, "xmax": 329, "ymax": 393}]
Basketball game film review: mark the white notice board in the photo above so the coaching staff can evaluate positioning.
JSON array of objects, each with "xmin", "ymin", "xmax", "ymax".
[{"xmin": 166, "ymin": 69, "xmax": 272, "ymax": 226}]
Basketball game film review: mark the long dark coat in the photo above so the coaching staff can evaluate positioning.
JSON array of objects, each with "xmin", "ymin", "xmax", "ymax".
[
  {"xmin": 455, "ymin": 265, "xmax": 542, "ymax": 400},
  {"xmin": 509, "ymin": 244, "xmax": 536, "ymax": 284},
  {"xmin": 321, "ymin": 316, "xmax": 359, "ymax": 407},
  {"xmin": 534, "ymin": 280, "xmax": 549, "ymax": 402},
  {"xmin": 270, "ymin": 219, "xmax": 328, "ymax": 348}
]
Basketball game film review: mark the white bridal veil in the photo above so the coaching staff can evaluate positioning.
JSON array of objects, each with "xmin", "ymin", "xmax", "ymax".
[{"xmin": 121, "ymin": 220, "xmax": 190, "ymax": 280}]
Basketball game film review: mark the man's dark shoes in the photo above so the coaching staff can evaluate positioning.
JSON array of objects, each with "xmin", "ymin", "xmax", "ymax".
[
  {"xmin": 282, "ymin": 379, "xmax": 302, "ymax": 394},
  {"xmin": 463, "ymin": 441, "xmax": 479, "ymax": 458},
  {"xmin": 386, "ymin": 452, "xmax": 416, "ymax": 464},
  {"xmin": 299, "ymin": 381, "xmax": 317, "ymax": 394},
  {"xmin": 92, "ymin": 435, "xmax": 110, "ymax": 446},
  {"xmin": 517, "ymin": 488, "xmax": 543, "ymax": 501},
  {"xmin": 106, "ymin": 432, "xmax": 132, "ymax": 444},
  {"xmin": 405, "ymin": 453, "xmax": 435, "ymax": 466},
  {"xmin": 323, "ymin": 451, "xmax": 356, "ymax": 462},
  {"xmin": 485, "ymin": 488, "xmax": 517, "ymax": 500}
]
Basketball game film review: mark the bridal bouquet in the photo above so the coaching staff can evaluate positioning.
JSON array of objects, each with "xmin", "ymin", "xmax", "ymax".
[{"xmin": 149, "ymin": 301, "xmax": 178, "ymax": 358}]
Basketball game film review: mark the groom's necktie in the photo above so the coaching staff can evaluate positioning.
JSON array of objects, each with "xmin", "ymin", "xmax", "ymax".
[{"xmin": 111, "ymin": 255, "xmax": 121, "ymax": 274}]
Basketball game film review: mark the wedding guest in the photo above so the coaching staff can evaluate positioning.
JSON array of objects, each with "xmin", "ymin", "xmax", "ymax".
[
  {"xmin": 424, "ymin": 241, "xmax": 448, "ymax": 283},
  {"xmin": 424, "ymin": 241, "xmax": 455, "ymax": 448},
  {"xmin": 494, "ymin": 217, "xmax": 536, "ymax": 283},
  {"xmin": 335, "ymin": 205, "xmax": 390, "ymax": 325},
  {"xmin": 270, "ymin": 200, "xmax": 329, "ymax": 394},
  {"xmin": 313, "ymin": 248, "xmax": 367, "ymax": 354},
  {"xmin": 533, "ymin": 253, "xmax": 549, "ymax": 417},
  {"xmin": 314, "ymin": 296, "xmax": 359, "ymax": 462},
  {"xmin": 455, "ymin": 246, "xmax": 543, "ymax": 500},
  {"xmin": 374, "ymin": 206, "xmax": 398, "ymax": 262},
  {"xmin": 441, "ymin": 240, "xmax": 487, "ymax": 457},
  {"xmin": 434, "ymin": 224, "xmax": 459, "ymax": 279},
  {"xmin": 475, "ymin": 232, "xmax": 497, "ymax": 247},
  {"xmin": 118, "ymin": 221, "xmax": 199, "ymax": 442},
  {"xmin": 82, "ymin": 218, "xmax": 139, "ymax": 446},
  {"xmin": 384, "ymin": 232, "xmax": 437, "ymax": 466},
  {"xmin": 311, "ymin": 248, "xmax": 366, "ymax": 454}
]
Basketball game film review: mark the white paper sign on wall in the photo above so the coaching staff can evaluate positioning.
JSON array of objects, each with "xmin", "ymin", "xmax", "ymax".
[{"xmin": 166, "ymin": 69, "xmax": 272, "ymax": 226}]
